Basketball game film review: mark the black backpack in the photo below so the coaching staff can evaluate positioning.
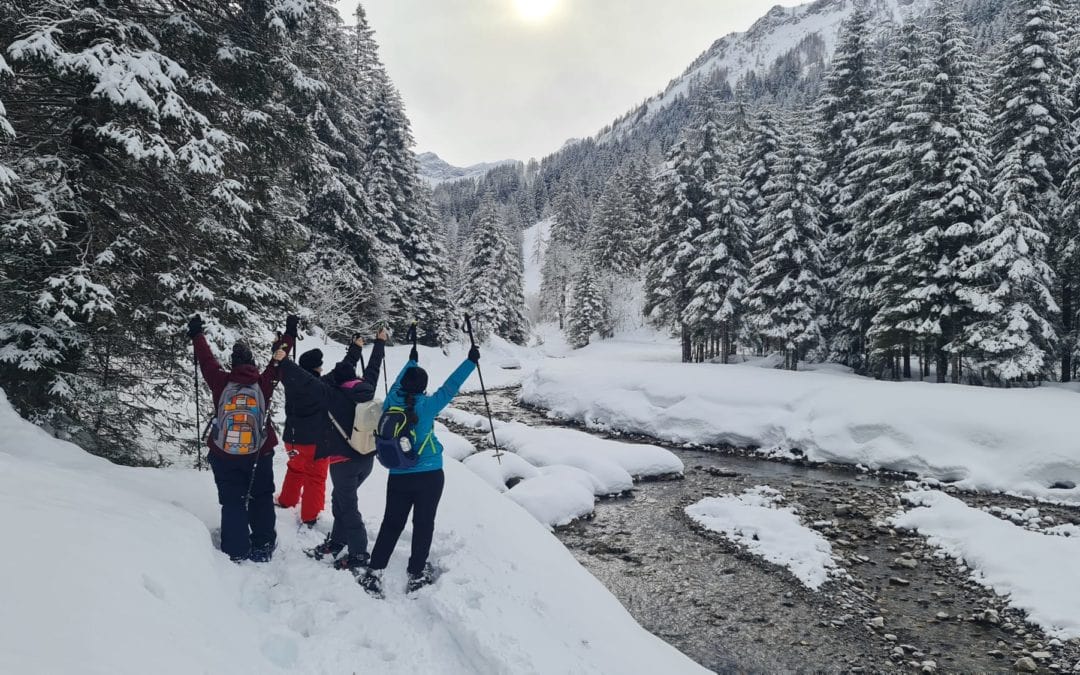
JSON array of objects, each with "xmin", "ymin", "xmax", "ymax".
[{"xmin": 374, "ymin": 406, "xmax": 419, "ymax": 469}]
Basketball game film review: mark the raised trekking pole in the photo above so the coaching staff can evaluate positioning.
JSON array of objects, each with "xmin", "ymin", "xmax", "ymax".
[
  {"xmin": 382, "ymin": 323, "xmax": 390, "ymax": 396},
  {"xmin": 407, "ymin": 321, "xmax": 418, "ymax": 358},
  {"xmin": 194, "ymin": 350, "xmax": 203, "ymax": 471},
  {"xmin": 463, "ymin": 314, "xmax": 503, "ymax": 464}
]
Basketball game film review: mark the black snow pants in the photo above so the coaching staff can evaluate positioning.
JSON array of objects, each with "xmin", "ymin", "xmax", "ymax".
[
  {"xmin": 209, "ymin": 451, "xmax": 276, "ymax": 560},
  {"xmin": 369, "ymin": 469, "xmax": 445, "ymax": 575},
  {"xmin": 329, "ymin": 454, "xmax": 375, "ymax": 557}
]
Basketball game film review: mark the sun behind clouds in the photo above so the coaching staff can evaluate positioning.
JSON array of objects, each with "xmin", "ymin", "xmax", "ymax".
[{"xmin": 513, "ymin": 0, "xmax": 559, "ymax": 22}]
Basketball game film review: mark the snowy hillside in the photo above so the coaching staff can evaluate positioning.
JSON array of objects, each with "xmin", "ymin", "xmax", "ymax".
[
  {"xmin": 0, "ymin": 386, "xmax": 705, "ymax": 675},
  {"xmin": 417, "ymin": 151, "xmax": 518, "ymax": 186},
  {"xmin": 598, "ymin": 0, "xmax": 931, "ymax": 143}
]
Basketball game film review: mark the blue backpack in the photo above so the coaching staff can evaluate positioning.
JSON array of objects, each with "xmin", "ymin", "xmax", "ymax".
[{"xmin": 374, "ymin": 406, "xmax": 419, "ymax": 469}]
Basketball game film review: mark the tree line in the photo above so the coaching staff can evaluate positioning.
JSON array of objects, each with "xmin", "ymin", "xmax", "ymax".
[{"xmin": 0, "ymin": 1, "xmax": 455, "ymax": 464}]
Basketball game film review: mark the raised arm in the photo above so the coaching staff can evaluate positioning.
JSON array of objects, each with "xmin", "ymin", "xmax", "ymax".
[
  {"xmin": 276, "ymin": 357, "xmax": 332, "ymax": 408},
  {"xmin": 421, "ymin": 358, "xmax": 476, "ymax": 417},
  {"xmin": 260, "ymin": 316, "xmax": 298, "ymax": 392},
  {"xmin": 361, "ymin": 328, "xmax": 388, "ymax": 384},
  {"xmin": 363, "ymin": 339, "xmax": 385, "ymax": 385},
  {"xmin": 188, "ymin": 316, "xmax": 227, "ymax": 393}
]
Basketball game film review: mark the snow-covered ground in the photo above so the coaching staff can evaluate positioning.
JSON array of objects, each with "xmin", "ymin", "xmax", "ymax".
[
  {"xmin": 520, "ymin": 334, "xmax": 1080, "ymax": 504},
  {"xmin": 0, "ymin": 390, "xmax": 705, "ymax": 674},
  {"xmin": 686, "ymin": 486, "xmax": 840, "ymax": 590},
  {"xmin": 893, "ymin": 490, "xmax": 1080, "ymax": 640},
  {"xmin": 444, "ymin": 407, "xmax": 682, "ymax": 527}
]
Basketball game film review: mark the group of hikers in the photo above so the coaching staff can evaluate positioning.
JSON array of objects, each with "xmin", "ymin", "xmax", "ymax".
[{"xmin": 187, "ymin": 313, "xmax": 480, "ymax": 596}]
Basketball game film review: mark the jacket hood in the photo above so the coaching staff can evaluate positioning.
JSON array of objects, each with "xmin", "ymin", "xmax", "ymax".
[{"xmin": 229, "ymin": 364, "xmax": 262, "ymax": 384}]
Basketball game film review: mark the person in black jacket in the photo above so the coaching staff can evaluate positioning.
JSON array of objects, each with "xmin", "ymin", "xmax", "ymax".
[
  {"xmin": 275, "ymin": 328, "xmax": 386, "ymax": 571},
  {"xmin": 275, "ymin": 316, "xmax": 330, "ymax": 526}
]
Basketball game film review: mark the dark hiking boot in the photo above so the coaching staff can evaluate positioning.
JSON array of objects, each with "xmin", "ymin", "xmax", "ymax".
[
  {"xmin": 229, "ymin": 553, "xmax": 248, "ymax": 563},
  {"xmin": 358, "ymin": 568, "xmax": 383, "ymax": 598},
  {"xmin": 332, "ymin": 552, "xmax": 370, "ymax": 572},
  {"xmin": 249, "ymin": 541, "xmax": 276, "ymax": 563},
  {"xmin": 406, "ymin": 563, "xmax": 436, "ymax": 594},
  {"xmin": 305, "ymin": 536, "xmax": 344, "ymax": 561},
  {"xmin": 301, "ymin": 519, "xmax": 317, "ymax": 529}
]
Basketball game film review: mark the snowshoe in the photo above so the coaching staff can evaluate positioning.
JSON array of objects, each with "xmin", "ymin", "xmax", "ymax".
[
  {"xmin": 249, "ymin": 541, "xmax": 276, "ymax": 563},
  {"xmin": 358, "ymin": 569, "xmax": 384, "ymax": 598},
  {"xmin": 406, "ymin": 563, "xmax": 436, "ymax": 594},
  {"xmin": 305, "ymin": 535, "xmax": 345, "ymax": 561},
  {"xmin": 332, "ymin": 552, "xmax": 370, "ymax": 572}
]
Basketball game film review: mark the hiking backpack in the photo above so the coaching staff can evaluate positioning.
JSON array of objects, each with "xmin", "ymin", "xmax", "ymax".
[
  {"xmin": 211, "ymin": 381, "xmax": 268, "ymax": 456},
  {"xmin": 374, "ymin": 407, "xmax": 420, "ymax": 470},
  {"xmin": 328, "ymin": 398, "xmax": 382, "ymax": 456}
]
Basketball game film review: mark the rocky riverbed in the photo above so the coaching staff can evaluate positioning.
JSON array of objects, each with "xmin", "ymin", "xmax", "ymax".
[{"xmin": 448, "ymin": 389, "xmax": 1080, "ymax": 674}]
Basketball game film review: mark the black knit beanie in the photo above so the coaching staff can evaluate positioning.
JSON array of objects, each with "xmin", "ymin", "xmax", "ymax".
[
  {"xmin": 298, "ymin": 348, "xmax": 324, "ymax": 373},
  {"xmin": 401, "ymin": 366, "xmax": 428, "ymax": 394},
  {"xmin": 332, "ymin": 361, "xmax": 357, "ymax": 385},
  {"xmin": 231, "ymin": 342, "xmax": 255, "ymax": 369}
]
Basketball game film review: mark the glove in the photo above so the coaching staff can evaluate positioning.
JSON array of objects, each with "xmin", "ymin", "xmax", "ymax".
[
  {"xmin": 187, "ymin": 315, "xmax": 204, "ymax": 338},
  {"xmin": 468, "ymin": 345, "xmax": 480, "ymax": 363},
  {"xmin": 409, "ymin": 347, "xmax": 419, "ymax": 362},
  {"xmin": 285, "ymin": 314, "xmax": 300, "ymax": 337}
]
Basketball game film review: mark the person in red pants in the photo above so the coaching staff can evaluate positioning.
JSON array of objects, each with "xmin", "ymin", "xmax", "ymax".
[{"xmin": 275, "ymin": 315, "xmax": 330, "ymax": 526}]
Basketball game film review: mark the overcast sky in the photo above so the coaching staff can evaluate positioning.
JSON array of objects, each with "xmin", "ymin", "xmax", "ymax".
[{"xmin": 334, "ymin": 0, "xmax": 803, "ymax": 166}]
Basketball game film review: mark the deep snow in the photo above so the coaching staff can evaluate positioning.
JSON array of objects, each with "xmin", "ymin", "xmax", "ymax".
[
  {"xmin": 443, "ymin": 406, "xmax": 683, "ymax": 527},
  {"xmin": 520, "ymin": 334, "xmax": 1080, "ymax": 504},
  {"xmin": 0, "ymin": 389, "xmax": 706, "ymax": 674},
  {"xmin": 893, "ymin": 490, "xmax": 1080, "ymax": 640},
  {"xmin": 686, "ymin": 486, "xmax": 840, "ymax": 590}
]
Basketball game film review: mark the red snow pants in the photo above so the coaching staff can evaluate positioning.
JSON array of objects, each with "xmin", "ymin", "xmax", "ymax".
[{"xmin": 276, "ymin": 443, "xmax": 330, "ymax": 523}]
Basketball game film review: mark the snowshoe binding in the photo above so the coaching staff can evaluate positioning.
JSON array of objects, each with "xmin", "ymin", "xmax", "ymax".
[
  {"xmin": 358, "ymin": 569, "xmax": 384, "ymax": 598},
  {"xmin": 406, "ymin": 563, "xmax": 437, "ymax": 594},
  {"xmin": 305, "ymin": 535, "xmax": 345, "ymax": 561}
]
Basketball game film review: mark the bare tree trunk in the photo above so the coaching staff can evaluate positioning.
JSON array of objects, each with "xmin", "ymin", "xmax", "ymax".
[
  {"xmin": 681, "ymin": 324, "xmax": 692, "ymax": 363},
  {"xmin": 936, "ymin": 340, "xmax": 948, "ymax": 384},
  {"xmin": 902, "ymin": 342, "xmax": 911, "ymax": 380}
]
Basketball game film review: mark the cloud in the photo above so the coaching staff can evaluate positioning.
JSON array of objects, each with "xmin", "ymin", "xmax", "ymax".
[{"xmin": 336, "ymin": 0, "xmax": 802, "ymax": 165}]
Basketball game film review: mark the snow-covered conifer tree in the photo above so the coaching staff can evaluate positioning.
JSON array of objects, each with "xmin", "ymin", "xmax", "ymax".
[
  {"xmin": 869, "ymin": 4, "xmax": 995, "ymax": 382},
  {"xmin": 682, "ymin": 149, "xmax": 751, "ymax": 363},
  {"xmin": 567, "ymin": 262, "xmax": 608, "ymax": 349},
  {"xmin": 589, "ymin": 172, "xmax": 638, "ymax": 275},
  {"xmin": 745, "ymin": 126, "xmax": 826, "ymax": 371},
  {"xmin": 457, "ymin": 195, "xmax": 528, "ymax": 344},
  {"xmin": 815, "ymin": 5, "xmax": 877, "ymax": 369},
  {"xmin": 954, "ymin": 0, "xmax": 1069, "ymax": 382}
]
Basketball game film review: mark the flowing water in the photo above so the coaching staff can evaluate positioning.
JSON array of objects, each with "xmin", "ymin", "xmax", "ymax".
[{"xmin": 448, "ymin": 389, "xmax": 1080, "ymax": 674}]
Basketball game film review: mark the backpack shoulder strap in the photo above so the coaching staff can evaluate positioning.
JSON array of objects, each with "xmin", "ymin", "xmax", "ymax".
[{"xmin": 327, "ymin": 412, "xmax": 350, "ymax": 441}]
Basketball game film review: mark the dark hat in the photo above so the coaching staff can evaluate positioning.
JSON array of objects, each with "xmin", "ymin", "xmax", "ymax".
[
  {"xmin": 298, "ymin": 349, "xmax": 324, "ymax": 373},
  {"xmin": 401, "ymin": 366, "xmax": 428, "ymax": 394},
  {"xmin": 231, "ymin": 342, "xmax": 255, "ymax": 369},
  {"xmin": 332, "ymin": 361, "xmax": 357, "ymax": 385}
]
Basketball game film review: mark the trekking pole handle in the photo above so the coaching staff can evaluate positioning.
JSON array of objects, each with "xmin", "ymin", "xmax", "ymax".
[{"xmin": 463, "ymin": 314, "xmax": 476, "ymax": 347}]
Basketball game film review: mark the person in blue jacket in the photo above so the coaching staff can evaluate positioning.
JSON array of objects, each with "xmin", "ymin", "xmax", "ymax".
[{"xmin": 359, "ymin": 343, "xmax": 479, "ymax": 595}]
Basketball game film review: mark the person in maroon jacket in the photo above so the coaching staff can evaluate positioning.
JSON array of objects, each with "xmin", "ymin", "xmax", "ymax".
[{"xmin": 188, "ymin": 314, "xmax": 292, "ymax": 562}]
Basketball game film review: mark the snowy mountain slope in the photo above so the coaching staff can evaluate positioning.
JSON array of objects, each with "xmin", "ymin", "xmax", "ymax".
[
  {"xmin": 417, "ymin": 151, "xmax": 517, "ymax": 186},
  {"xmin": 598, "ymin": 0, "xmax": 932, "ymax": 143},
  {"xmin": 0, "ymin": 389, "xmax": 706, "ymax": 675}
]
